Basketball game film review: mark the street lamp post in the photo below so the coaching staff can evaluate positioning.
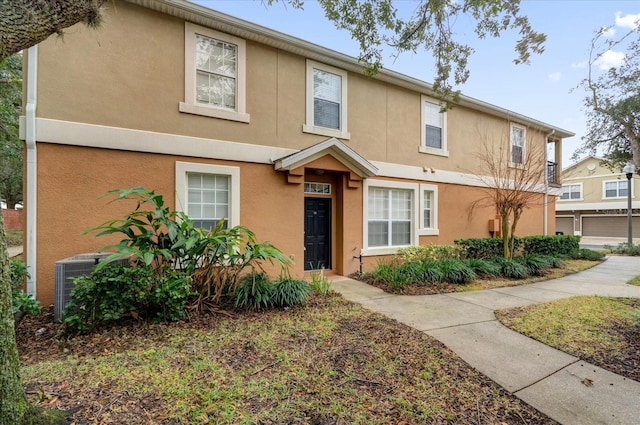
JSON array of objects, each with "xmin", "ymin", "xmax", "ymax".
[{"xmin": 623, "ymin": 162, "xmax": 634, "ymax": 247}]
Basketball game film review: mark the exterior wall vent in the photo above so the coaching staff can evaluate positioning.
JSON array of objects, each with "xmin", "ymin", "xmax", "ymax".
[{"xmin": 54, "ymin": 253, "xmax": 128, "ymax": 322}]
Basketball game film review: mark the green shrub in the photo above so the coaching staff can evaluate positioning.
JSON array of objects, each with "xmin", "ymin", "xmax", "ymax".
[
  {"xmin": 398, "ymin": 245, "xmax": 462, "ymax": 262},
  {"xmin": 369, "ymin": 259, "xmax": 414, "ymax": 289},
  {"xmin": 310, "ymin": 270, "xmax": 332, "ymax": 295},
  {"xmin": 571, "ymin": 248, "xmax": 606, "ymax": 261},
  {"xmin": 467, "ymin": 258, "xmax": 502, "ymax": 278},
  {"xmin": 517, "ymin": 255, "xmax": 554, "ymax": 276},
  {"xmin": 418, "ymin": 261, "xmax": 444, "ymax": 282},
  {"xmin": 437, "ymin": 259, "xmax": 477, "ymax": 284},
  {"xmin": 234, "ymin": 273, "xmax": 274, "ymax": 311},
  {"xmin": 496, "ymin": 258, "xmax": 529, "ymax": 279},
  {"xmin": 610, "ymin": 243, "xmax": 640, "ymax": 256},
  {"xmin": 64, "ymin": 263, "xmax": 191, "ymax": 334},
  {"xmin": 521, "ymin": 235, "xmax": 580, "ymax": 257},
  {"xmin": 272, "ymin": 277, "xmax": 310, "ymax": 307},
  {"xmin": 454, "ymin": 238, "xmax": 521, "ymax": 259},
  {"xmin": 9, "ymin": 259, "xmax": 40, "ymax": 319}
]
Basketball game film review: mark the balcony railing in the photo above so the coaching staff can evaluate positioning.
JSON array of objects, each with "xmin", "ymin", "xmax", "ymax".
[{"xmin": 547, "ymin": 161, "xmax": 560, "ymax": 186}]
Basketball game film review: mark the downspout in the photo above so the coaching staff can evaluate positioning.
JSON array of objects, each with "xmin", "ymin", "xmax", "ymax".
[
  {"xmin": 25, "ymin": 46, "xmax": 38, "ymax": 297},
  {"xmin": 543, "ymin": 129, "xmax": 556, "ymax": 236}
]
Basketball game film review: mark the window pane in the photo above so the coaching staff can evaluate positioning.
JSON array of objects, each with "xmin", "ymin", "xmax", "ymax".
[
  {"xmin": 423, "ymin": 191, "xmax": 433, "ymax": 228},
  {"xmin": 391, "ymin": 190, "xmax": 411, "ymax": 220},
  {"xmin": 368, "ymin": 221, "xmax": 388, "ymax": 247},
  {"xmin": 423, "ymin": 210, "xmax": 431, "ymax": 228},
  {"xmin": 187, "ymin": 173, "xmax": 230, "ymax": 227},
  {"xmin": 368, "ymin": 189, "xmax": 388, "ymax": 220},
  {"xmin": 511, "ymin": 146, "xmax": 523, "ymax": 164},
  {"xmin": 194, "ymin": 35, "xmax": 237, "ymax": 110},
  {"xmin": 425, "ymin": 125, "xmax": 442, "ymax": 148},
  {"xmin": 391, "ymin": 221, "xmax": 411, "ymax": 245},
  {"xmin": 314, "ymin": 98, "xmax": 340, "ymax": 129},
  {"xmin": 424, "ymin": 102, "xmax": 442, "ymax": 127}
]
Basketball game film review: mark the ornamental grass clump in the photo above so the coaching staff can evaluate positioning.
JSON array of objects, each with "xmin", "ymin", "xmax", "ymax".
[
  {"xmin": 496, "ymin": 258, "xmax": 529, "ymax": 280},
  {"xmin": 272, "ymin": 277, "xmax": 311, "ymax": 307},
  {"xmin": 234, "ymin": 272, "xmax": 274, "ymax": 311},
  {"xmin": 466, "ymin": 258, "xmax": 502, "ymax": 278},
  {"xmin": 437, "ymin": 259, "xmax": 477, "ymax": 284},
  {"xmin": 517, "ymin": 254, "xmax": 554, "ymax": 276}
]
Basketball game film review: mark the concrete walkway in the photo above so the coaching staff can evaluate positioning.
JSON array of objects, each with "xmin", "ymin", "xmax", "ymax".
[{"xmin": 330, "ymin": 256, "xmax": 640, "ymax": 425}]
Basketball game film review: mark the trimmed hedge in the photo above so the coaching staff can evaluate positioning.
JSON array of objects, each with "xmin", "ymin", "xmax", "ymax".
[
  {"xmin": 521, "ymin": 235, "xmax": 580, "ymax": 257},
  {"xmin": 454, "ymin": 238, "xmax": 521, "ymax": 259},
  {"xmin": 456, "ymin": 235, "xmax": 581, "ymax": 259}
]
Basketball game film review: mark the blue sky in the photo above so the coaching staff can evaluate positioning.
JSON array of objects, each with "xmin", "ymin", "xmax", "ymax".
[{"xmin": 195, "ymin": 1, "xmax": 639, "ymax": 168}]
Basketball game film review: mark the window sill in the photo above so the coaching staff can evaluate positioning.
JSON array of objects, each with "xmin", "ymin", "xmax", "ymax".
[
  {"xmin": 418, "ymin": 228, "xmax": 439, "ymax": 236},
  {"xmin": 508, "ymin": 161, "xmax": 526, "ymax": 170},
  {"xmin": 558, "ymin": 199, "xmax": 583, "ymax": 202},
  {"xmin": 361, "ymin": 245, "xmax": 412, "ymax": 257},
  {"xmin": 179, "ymin": 102, "xmax": 250, "ymax": 123},
  {"xmin": 302, "ymin": 124, "xmax": 350, "ymax": 140},
  {"xmin": 419, "ymin": 146, "xmax": 449, "ymax": 157}
]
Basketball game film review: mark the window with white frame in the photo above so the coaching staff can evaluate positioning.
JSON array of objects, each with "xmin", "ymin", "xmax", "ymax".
[
  {"xmin": 603, "ymin": 180, "xmax": 629, "ymax": 199},
  {"xmin": 179, "ymin": 23, "xmax": 249, "ymax": 123},
  {"xmin": 510, "ymin": 123, "xmax": 526, "ymax": 165},
  {"xmin": 420, "ymin": 96, "xmax": 448, "ymax": 156},
  {"xmin": 368, "ymin": 188, "xmax": 412, "ymax": 247},
  {"xmin": 559, "ymin": 184, "xmax": 582, "ymax": 200},
  {"xmin": 175, "ymin": 162, "xmax": 240, "ymax": 229},
  {"xmin": 304, "ymin": 60, "xmax": 350, "ymax": 139},
  {"xmin": 420, "ymin": 184, "xmax": 439, "ymax": 235}
]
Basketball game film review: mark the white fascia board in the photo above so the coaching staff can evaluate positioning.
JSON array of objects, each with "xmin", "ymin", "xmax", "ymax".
[
  {"xmin": 556, "ymin": 201, "xmax": 640, "ymax": 211},
  {"xmin": 30, "ymin": 117, "xmax": 296, "ymax": 164},
  {"xmin": 274, "ymin": 137, "xmax": 378, "ymax": 177}
]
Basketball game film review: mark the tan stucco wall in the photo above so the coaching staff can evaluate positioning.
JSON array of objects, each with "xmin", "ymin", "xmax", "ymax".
[{"xmin": 35, "ymin": 0, "xmax": 552, "ymax": 174}]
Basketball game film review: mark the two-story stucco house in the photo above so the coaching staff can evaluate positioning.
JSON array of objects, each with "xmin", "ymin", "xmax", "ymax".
[
  {"xmin": 556, "ymin": 156, "xmax": 639, "ymax": 237},
  {"xmin": 20, "ymin": 0, "xmax": 572, "ymax": 305}
]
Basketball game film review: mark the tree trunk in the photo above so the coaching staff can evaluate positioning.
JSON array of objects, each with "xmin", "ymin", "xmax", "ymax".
[
  {"xmin": 500, "ymin": 210, "xmax": 511, "ymax": 259},
  {"xmin": 0, "ymin": 0, "xmax": 105, "ymax": 60},
  {"xmin": 0, "ymin": 210, "xmax": 29, "ymax": 423}
]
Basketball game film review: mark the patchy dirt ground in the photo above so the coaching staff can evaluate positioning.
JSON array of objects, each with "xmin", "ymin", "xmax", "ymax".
[{"xmin": 16, "ymin": 298, "xmax": 557, "ymax": 424}]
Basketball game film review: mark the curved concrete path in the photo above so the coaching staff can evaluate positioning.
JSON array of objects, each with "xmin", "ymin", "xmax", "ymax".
[{"xmin": 330, "ymin": 256, "xmax": 640, "ymax": 425}]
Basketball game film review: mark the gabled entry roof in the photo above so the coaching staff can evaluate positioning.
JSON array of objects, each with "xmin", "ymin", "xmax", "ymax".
[{"xmin": 273, "ymin": 138, "xmax": 378, "ymax": 178}]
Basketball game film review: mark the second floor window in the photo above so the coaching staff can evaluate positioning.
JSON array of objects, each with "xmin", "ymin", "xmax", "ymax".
[
  {"xmin": 604, "ymin": 180, "xmax": 629, "ymax": 198},
  {"xmin": 560, "ymin": 184, "xmax": 581, "ymax": 200},
  {"xmin": 420, "ymin": 96, "xmax": 448, "ymax": 156},
  {"xmin": 180, "ymin": 23, "xmax": 249, "ymax": 123},
  {"xmin": 304, "ymin": 60, "xmax": 350, "ymax": 139},
  {"xmin": 196, "ymin": 35, "xmax": 237, "ymax": 110},
  {"xmin": 510, "ymin": 124, "xmax": 526, "ymax": 165}
]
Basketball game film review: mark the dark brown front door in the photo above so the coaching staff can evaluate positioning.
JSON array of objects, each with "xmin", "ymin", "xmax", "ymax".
[{"xmin": 304, "ymin": 197, "xmax": 331, "ymax": 271}]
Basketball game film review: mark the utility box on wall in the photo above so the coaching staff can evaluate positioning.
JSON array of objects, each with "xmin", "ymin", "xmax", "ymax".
[{"xmin": 488, "ymin": 218, "xmax": 501, "ymax": 237}]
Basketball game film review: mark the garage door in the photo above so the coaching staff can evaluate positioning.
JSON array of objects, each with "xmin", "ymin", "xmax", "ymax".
[
  {"xmin": 555, "ymin": 217, "xmax": 574, "ymax": 235},
  {"xmin": 582, "ymin": 216, "xmax": 640, "ymax": 237}
]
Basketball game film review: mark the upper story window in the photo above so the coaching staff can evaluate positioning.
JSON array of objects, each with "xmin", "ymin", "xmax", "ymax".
[
  {"xmin": 510, "ymin": 123, "xmax": 526, "ymax": 165},
  {"xmin": 303, "ymin": 60, "xmax": 350, "ymax": 139},
  {"xmin": 420, "ymin": 96, "xmax": 448, "ymax": 156},
  {"xmin": 603, "ymin": 179, "xmax": 630, "ymax": 199},
  {"xmin": 179, "ymin": 23, "xmax": 250, "ymax": 123},
  {"xmin": 559, "ymin": 184, "xmax": 582, "ymax": 200}
]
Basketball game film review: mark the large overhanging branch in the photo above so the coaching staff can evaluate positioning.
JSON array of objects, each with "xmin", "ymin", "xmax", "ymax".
[{"xmin": 0, "ymin": 0, "xmax": 105, "ymax": 60}]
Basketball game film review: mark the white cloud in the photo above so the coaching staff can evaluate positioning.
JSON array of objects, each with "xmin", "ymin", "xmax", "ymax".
[
  {"xmin": 615, "ymin": 11, "xmax": 640, "ymax": 29},
  {"xmin": 571, "ymin": 61, "xmax": 587, "ymax": 69},
  {"xmin": 595, "ymin": 50, "xmax": 626, "ymax": 70},
  {"xmin": 548, "ymin": 72, "xmax": 561, "ymax": 82}
]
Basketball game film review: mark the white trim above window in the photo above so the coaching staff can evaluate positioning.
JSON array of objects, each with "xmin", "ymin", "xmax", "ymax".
[
  {"xmin": 180, "ymin": 22, "xmax": 250, "ymax": 123},
  {"xmin": 602, "ymin": 179, "xmax": 633, "ymax": 200},
  {"xmin": 419, "ymin": 96, "xmax": 448, "ymax": 157},
  {"xmin": 559, "ymin": 183, "xmax": 582, "ymax": 201},
  {"xmin": 362, "ymin": 179, "xmax": 419, "ymax": 256},
  {"xmin": 509, "ymin": 123, "xmax": 526, "ymax": 167},
  {"xmin": 303, "ymin": 60, "xmax": 350, "ymax": 140},
  {"xmin": 175, "ymin": 161, "xmax": 240, "ymax": 228},
  {"xmin": 419, "ymin": 184, "xmax": 439, "ymax": 235}
]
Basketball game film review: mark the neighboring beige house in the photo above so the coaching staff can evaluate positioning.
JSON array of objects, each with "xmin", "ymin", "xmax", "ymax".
[
  {"xmin": 556, "ymin": 156, "xmax": 640, "ymax": 237},
  {"xmin": 21, "ymin": 0, "xmax": 571, "ymax": 305}
]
